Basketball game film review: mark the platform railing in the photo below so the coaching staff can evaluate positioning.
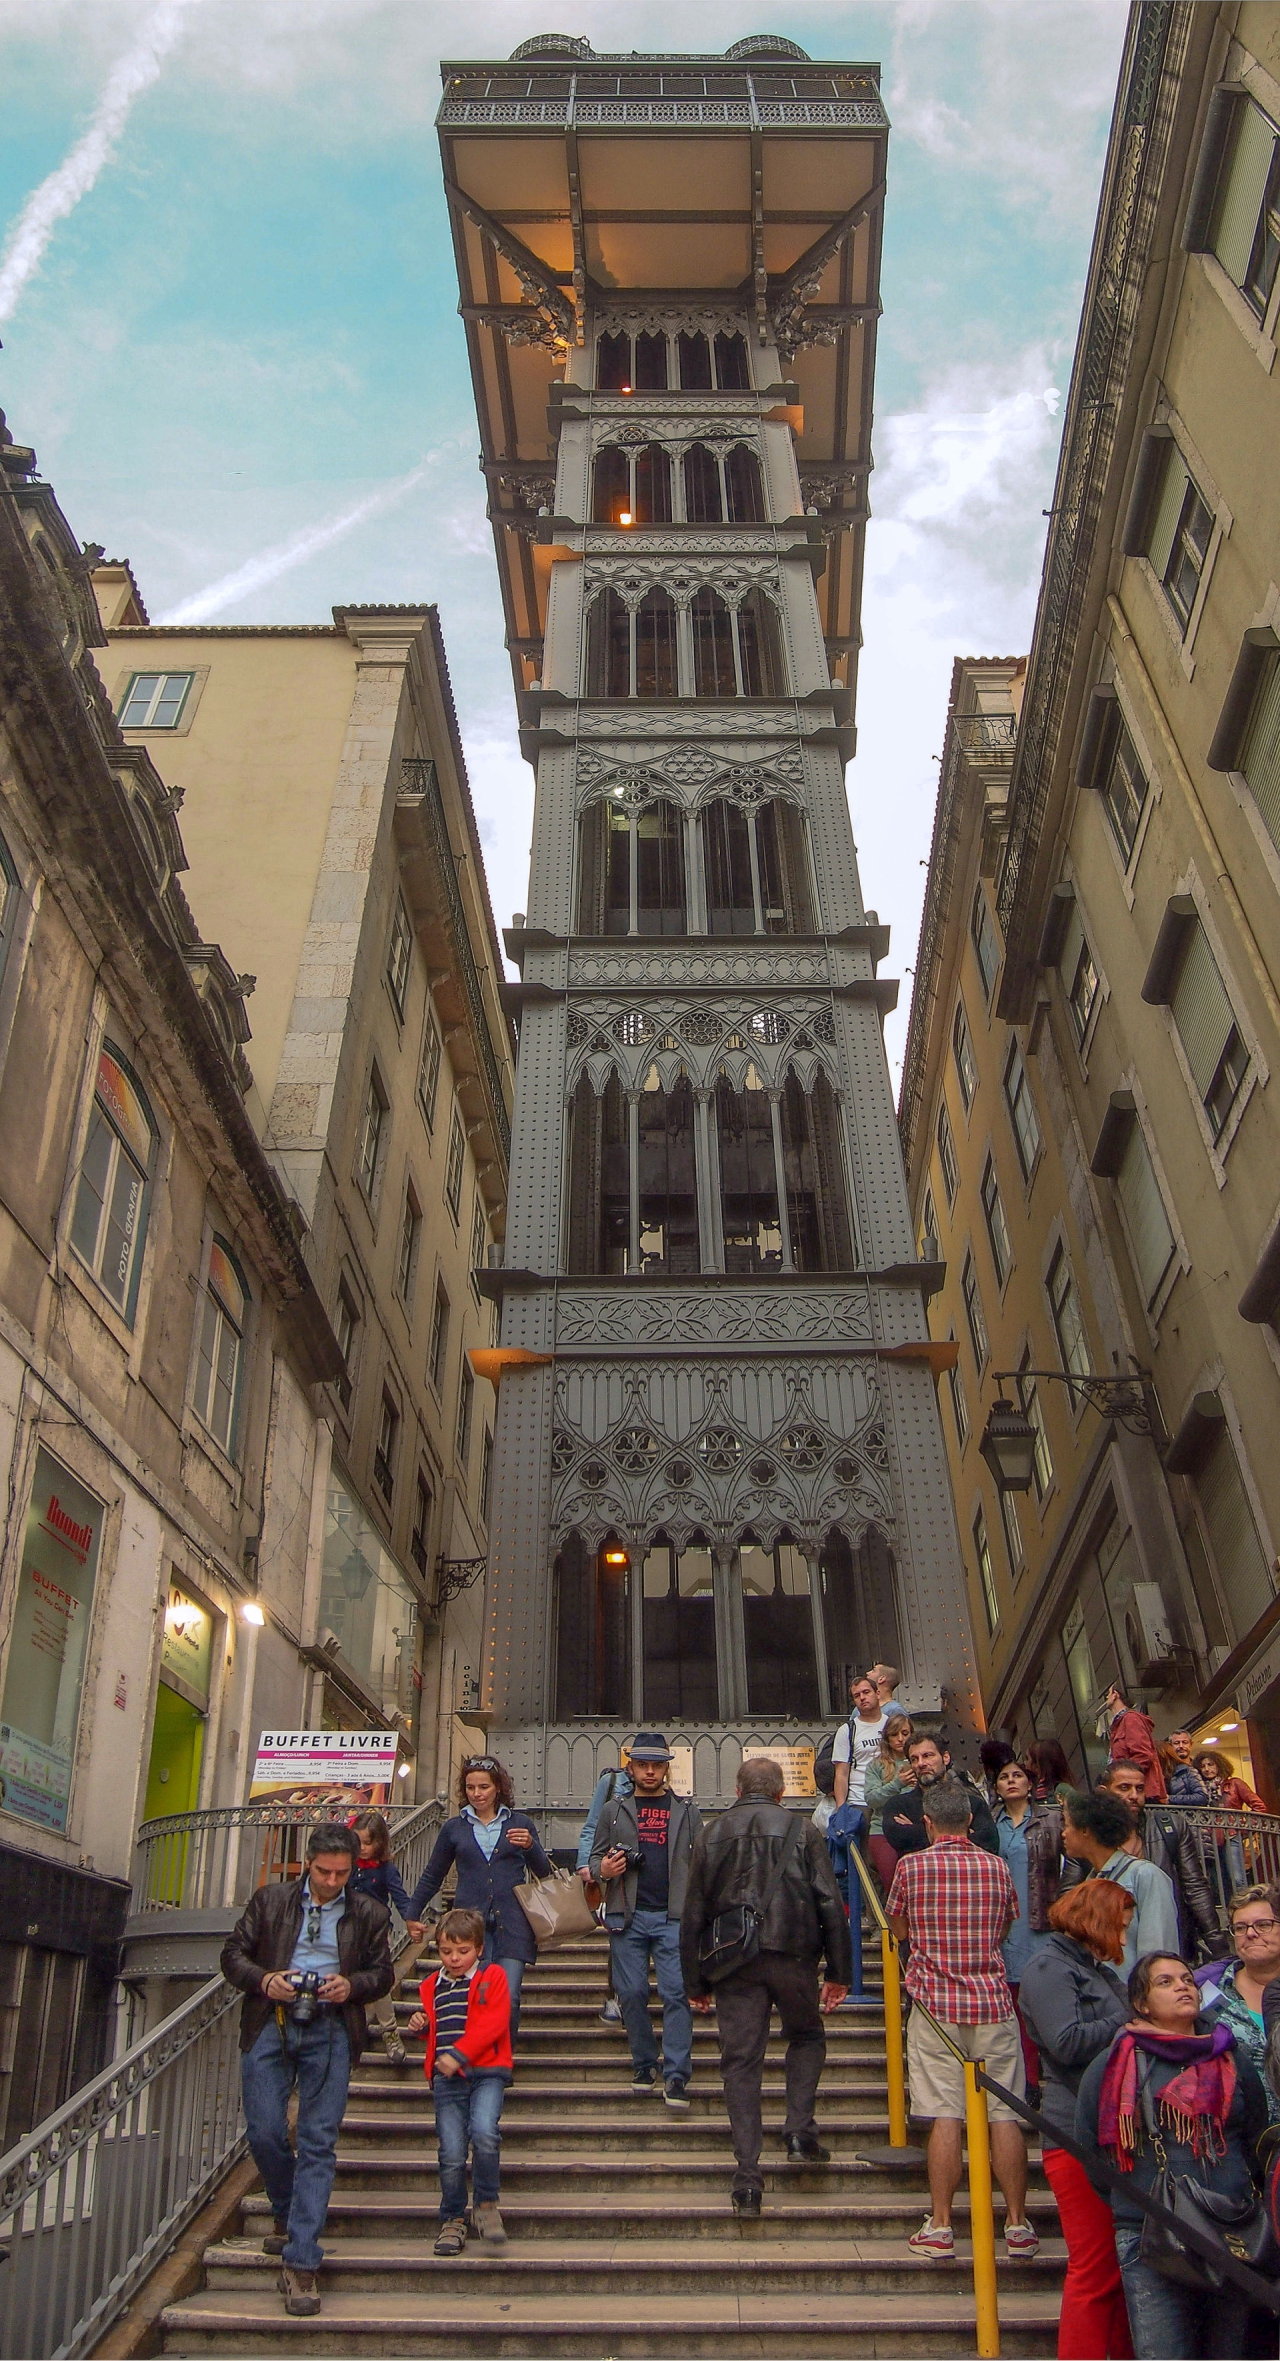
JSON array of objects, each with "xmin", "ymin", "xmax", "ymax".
[
  {"xmin": 1155, "ymin": 1799, "xmax": 1280, "ymax": 1917},
  {"xmin": 132, "ymin": 1796, "xmax": 433, "ymax": 1917}
]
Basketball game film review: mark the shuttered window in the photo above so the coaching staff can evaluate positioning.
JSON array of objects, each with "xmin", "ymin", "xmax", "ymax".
[
  {"xmin": 936, "ymin": 1103, "xmax": 959, "ymax": 1205},
  {"xmin": 1169, "ymin": 922, "xmax": 1248, "ymax": 1139},
  {"xmin": 973, "ymin": 1508, "xmax": 1000, "ymax": 1634},
  {"xmin": 1116, "ymin": 1121, "xmax": 1175, "ymax": 1306},
  {"xmin": 1212, "ymin": 100, "xmax": 1280, "ymax": 307},
  {"xmin": 1048, "ymin": 1243, "xmax": 1090, "ymax": 1383},
  {"xmin": 1003, "ymin": 1039, "xmax": 1042, "ymax": 1179},
  {"xmin": 953, "ymin": 1001, "xmax": 978, "ymax": 1109},
  {"xmin": 1059, "ymin": 903, "xmax": 1099, "ymax": 1045},
  {"xmin": 1196, "ymin": 1422, "xmax": 1274, "ymax": 1639},
  {"xmin": 961, "ymin": 1252, "xmax": 989, "ymax": 1371},
  {"xmin": 1240, "ymin": 654, "xmax": 1280, "ymax": 851},
  {"xmin": 1146, "ymin": 446, "xmax": 1190, "ymax": 581},
  {"xmin": 1099, "ymin": 711, "xmax": 1150, "ymax": 860}
]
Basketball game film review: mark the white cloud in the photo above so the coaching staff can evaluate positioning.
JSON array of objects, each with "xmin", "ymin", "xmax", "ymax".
[{"xmin": 0, "ymin": 0, "xmax": 198, "ymax": 324}]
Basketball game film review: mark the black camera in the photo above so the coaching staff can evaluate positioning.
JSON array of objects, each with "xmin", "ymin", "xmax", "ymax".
[
  {"xmin": 619, "ymin": 1849, "xmax": 643, "ymax": 1872},
  {"xmin": 290, "ymin": 1970, "xmax": 322, "ymax": 2025}
]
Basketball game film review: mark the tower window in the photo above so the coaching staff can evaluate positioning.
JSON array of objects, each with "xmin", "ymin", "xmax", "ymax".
[
  {"xmin": 677, "ymin": 329, "xmax": 713, "ymax": 388},
  {"xmin": 593, "ymin": 443, "xmax": 672, "ymax": 526},
  {"xmin": 596, "ymin": 330, "xmax": 630, "ymax": 389},
  {"xmin": 585, "ymin": 586, "xmax": 677, "ymax": 698},
  {"xmin": 692, "ymin": 586, "xmax": 737, "ymax": 696},
  {"xmin": 683, "ymin": 444, "xmax": 723, "ymax": 524},
  {"xmin": 714, "ymin": 330, "xmax": 750, "ymax": 388},
  {"xmin": 702, "ymin": 797, "xmax": 813, "ymax": 935},
  {"xmin": 724, "ymin": 445, "xmax": 765, "ymax": 523},
  {"xmin": 635, "ymin": 586, "xmax": 679, "ymax": 697}
]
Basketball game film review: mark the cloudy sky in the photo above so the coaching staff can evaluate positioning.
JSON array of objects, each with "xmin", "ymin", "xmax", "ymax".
[{"xmin": 0, "ymin": 0, "xmax": 1128, "ymax": 1083}]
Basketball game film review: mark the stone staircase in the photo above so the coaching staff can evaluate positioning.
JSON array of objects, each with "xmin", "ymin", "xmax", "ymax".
[{"xmin": 159, "ymin": 1932, "xmax": 1063, "ymax": 2355}]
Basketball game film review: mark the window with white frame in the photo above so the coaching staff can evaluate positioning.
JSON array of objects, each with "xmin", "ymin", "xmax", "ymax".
[
  {"xmin": 0, "ymin": 832, "xmax": 18, "ymax": 993},
  {"xmin": 470, "ymin": 1194, "xmax": 486, "ymax": 1304},
  {"xmin": 921, "ymin": 1184, "xmax": 939, "ymax": 1255},
  {"xmin": 1003, "ymin": 1038, "xmax": 1041, "ymax": 1180},
  {"xmin": 971, "ymin": 887, "xmax": 1001, "ymax": 1000},
  {"xmin": 946, "ymin": 1337, "xmax": 969, "ymax": 1450},
  {"xmin": 374, "ymin": 1391, "xmax": 399, "ymax": 1504},
  {"xmin": 1115, "ymin": 1120, "xmax": 1176, "ymax": 1308},
  {"xmin": 1169, "ymin": 920, "xmax": 1249, "ymax": 1142},
  {"xmin": 973, "ymin": 1506, "xmax": 1000, "ymax": 1633},
  {"xmin": 357, "ymin": 1066, "xmax": 387, "ymax": 1202},
  {"xmin": 1238, "ymin": 652, "xmax": 1280, "ymax": 853},
  {"xmin": 1193, "ymin": 1413, "xmax": 1274, "ymax": 1639},
  {"xmin": 119, "ymin": 672, "xmax": 194, "ymax": 729},
  {"xmin": 1017, "ymin": 1359, "xmax": 1054, "ymax": 1501},
  {"xmin": 444, "ymin": 1109, "xmax": 465, "ymax": 1221},
  {"xmin": 1059, "ymin": 902, "xmax": 1100, "ymax": 1046},
  {"xmin": 193, "ymin": 1237, "xmax": 249, "ymax": 1455},
  {"xmin": 418, "ymin": 1012, "xmax": 443, "ymax": 1129},
  {"xmin": 387, "ymin": 895, "xmax": 413, "ymax": 1017},
  {"xmin": 1144, "ymin": 444, "xmax": 1214, "ymax": 634},
  {"xmin": 334, "ymin": 1280, "xmax": 360, "ymax": 1411},
  {"xmin": 999, "ymin": 1485, "xmax": 1025, "ymax": 1578},
  {"xmin": 1097, "ymin": 708, "xmax": 1151, "ymax": 862},
  {"xmin": 480, "ymin": 1429, "xmax": 494, "ymax": 1525},
  {"xmin": 411, "ymin": 1472, "xmax": 433, "ymax": 1579},
  {"xmin": 69, "ymin": 1042, "xmax": 157, "ymax": 1317},
  {"xmin": 981, "ymin": 1155, "xmax": 1012, "ymax": 1285},
  {"xmin": 429, "ymin": 1281, "xmax": 449, "ymax": 1392},
  {"xmin": 952, "ymin": 1001, "xmax": 978, "ymax": 1110},
  {"xmin": 1206, "ymin": 97, "xmax": 1280, "ymax": 319},
  {"xmin": 396, "ymin": 1185, "xmax": 421, "ymax": 1307},
  {"xmin": 1047, "ymin": 1242, "xmax": 1090, "ymax": 1385},
  {"xmin": 961, "ymin": 1251, "xmax": 989, "ymax": 1371},
  {"xmin": 936, "ymin": 1102, "xmax": 960, "ymax": 1205}
]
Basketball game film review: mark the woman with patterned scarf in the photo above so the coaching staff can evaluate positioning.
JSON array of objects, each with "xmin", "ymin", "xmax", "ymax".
[{"xmin": 1076, "ymin": 1951, "xmax": 1270, "ymax": 2358}]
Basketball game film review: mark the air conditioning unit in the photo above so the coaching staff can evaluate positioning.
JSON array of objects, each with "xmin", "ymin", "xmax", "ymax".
[{"xmin": 1125, "ymin": 1583, "xmax": 1190, "ymax": 1689}]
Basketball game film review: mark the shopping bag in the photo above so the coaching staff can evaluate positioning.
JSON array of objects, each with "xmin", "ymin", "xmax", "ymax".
[{"xmin": 514, "ymin": 1865, "xmax": 600, "ymax": 1951}]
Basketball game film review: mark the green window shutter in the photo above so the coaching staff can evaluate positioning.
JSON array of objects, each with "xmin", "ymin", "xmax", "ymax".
[
  {"xmin": 1242, "ymin": 655, "xmax": 1280, "ymax": 850},
  {"xmin": 1197, "ymin": 1426, "xmax": 1274, "ymax": 1638},
  {"xmin": 1170, "ymin": 923, "xmax": 1233, "ymax": 1101},
  {"xmin": 1213, "ymin": 101, "xmax": 1277, "ymax": 287},
  {"xmin": 1116, "ymin": 1123, "xmax": 1174, "ymax": 1304},
  {"xmin": 1146, "ymin": 447, "xmax": 1189, "ymax": 579}
]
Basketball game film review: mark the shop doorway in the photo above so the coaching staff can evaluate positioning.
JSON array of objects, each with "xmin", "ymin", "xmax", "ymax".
[{"xmin": 143, "ymin": 1681, "xmax": 204, "ymax": 1822}]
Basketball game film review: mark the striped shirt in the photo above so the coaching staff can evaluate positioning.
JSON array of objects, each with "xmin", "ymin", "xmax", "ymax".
[
  {"xmin": 887, "ymin": 1836, "xmax": 1016, "ymax": 2025},
  {"xmin": 434, "ymin": 1968, "xmax": 476, "ymax": 2049}
]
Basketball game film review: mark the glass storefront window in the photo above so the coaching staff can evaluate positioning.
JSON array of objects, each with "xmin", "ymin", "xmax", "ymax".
[
  {"xmin": 320, "ymin": 1466, "xmax": 419, "ymax": 1720},
  {"xmin": 0, "ymin": 1449, "xmax": 105, "ymax": 1831}
]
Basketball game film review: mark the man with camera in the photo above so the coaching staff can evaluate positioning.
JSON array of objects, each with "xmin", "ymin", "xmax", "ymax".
[
  {"xmin": 590, "ymin": 1731, "xmax": 702, "ymax": 2109},
  {"xmin": 221, "ymin": 1819, "xmax": 393, "ymax": 2317}
]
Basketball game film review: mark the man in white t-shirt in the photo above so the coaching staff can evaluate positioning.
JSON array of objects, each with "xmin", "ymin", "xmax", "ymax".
[{"xmin": 831, "ymin": 1676, "xmax": 889, "ymax": 1811}]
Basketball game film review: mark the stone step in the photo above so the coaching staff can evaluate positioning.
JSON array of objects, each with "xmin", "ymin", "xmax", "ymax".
[
  {"xmin": 335, "ymin": 2110, "xmax": 910, "ymax": 2154},
  {"xmin": 160, "ymin": 2285, "xmax": 1061, "ymax": 2356},
  {"xmin": 346, "ymin": 2074, "xmax": 892, "ymax": 2116},
  {"xmin": 265, "ymin": 2154, "xmax": 1048, "ymax": 2208}
]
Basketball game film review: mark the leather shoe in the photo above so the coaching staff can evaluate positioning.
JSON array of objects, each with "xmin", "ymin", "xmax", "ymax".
[
  {"xmin": 731, "ymin": 2186, "xmax": 762, "ymax": 2217},
  {"xmin": 785, "ymin": 2135, "xmax": 830, "ymax": 2163}
]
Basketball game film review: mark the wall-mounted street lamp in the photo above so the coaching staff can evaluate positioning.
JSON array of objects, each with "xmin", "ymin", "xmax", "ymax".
[{"xmin": 978, "ymin": 1368, "xmax": 1159, "ymax": 1496}]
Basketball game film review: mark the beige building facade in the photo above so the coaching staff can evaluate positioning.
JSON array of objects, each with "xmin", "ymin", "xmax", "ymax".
[{"xmin": 96, "ymin": 586, "xmax": 517, "ymax": 1800}]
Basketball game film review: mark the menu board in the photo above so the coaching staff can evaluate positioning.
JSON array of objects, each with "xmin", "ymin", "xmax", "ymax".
[{"xmin": 250, "ymin": 1729, "xmax": 398, "ymax": 1807}]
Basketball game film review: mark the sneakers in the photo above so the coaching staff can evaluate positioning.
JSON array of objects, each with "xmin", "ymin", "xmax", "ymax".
[
  {"xmin": 383, "ymin": 2029, "xmax": 407, "ymax": 2065},
  {"xmin": 475, "ymin": 2203, "xmax": 508, "ymax": 2249},
  {"xmin": 731, "ymin": 2185, "xmax": 762, "ymax": 2218},
  {"xmin": 599, "ymin": 1995, "xmax": 622, "ymax": 2023},
  {"xmin": 277, "ymin": 2267, "xmax": 321, "ymax": 2315},
  {"xmin": 907, "ymin": 2217, "xmax": 956, "ymax": 2260},
  {"xmin": 262, "ymin": 2221, "xmax": 289, "ymax": 2256},
  {"xmin": 664, "ymin": 2076, "xmax": 691, "ymax": 2111},
  {"xmin": 433, "ymin": 2219, "xmax": 468, "ymax": 2257},
  {"xmin": 631, "ymin": 2062, "xmax": 659, "ymax": 2093},
  {"xmin": 1004, "ymin": 2219, "xmax": 1040, "ymax": 2259}
]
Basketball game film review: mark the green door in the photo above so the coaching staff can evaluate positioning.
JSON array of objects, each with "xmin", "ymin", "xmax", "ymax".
[{"xmin": 143, "ymin": 1683, "xmax": 205, "ymax": 1902}]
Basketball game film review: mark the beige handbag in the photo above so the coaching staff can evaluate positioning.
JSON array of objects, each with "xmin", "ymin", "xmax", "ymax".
[{"xmin": 514, "ymin": 1865, "xmax": 600, "ymax": 1951}]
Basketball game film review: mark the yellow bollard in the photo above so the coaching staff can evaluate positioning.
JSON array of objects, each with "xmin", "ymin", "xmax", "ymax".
[
  {"xmin": 881, "ymin": 1932, "xmax": 908, "ymax": 2148},
  {"xmin": 964, "ymin": 2059, "xmax": 1001, "ymax": 2360}
]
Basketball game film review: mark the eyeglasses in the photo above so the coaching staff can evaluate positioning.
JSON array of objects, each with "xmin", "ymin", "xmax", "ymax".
[
  {"xmin": 305, "ymin": 1904, "xmax": 322, "ymax": 1945},
  {"xmin": 463, "ymin": 1757, "xmax": 499, "ymax": 1773},
  {"xmin": 1234, "ymin": 1919, "xmax": 1279, "ymax": 1938}
]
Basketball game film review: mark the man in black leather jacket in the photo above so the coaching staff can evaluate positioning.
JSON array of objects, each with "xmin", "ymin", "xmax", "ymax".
[
  {"xmin": 680, "ymin": 1757, "xmax": 851, "ymax": 2216},
  {"xmin": 1095, "ymin": 1760, "xmax": 1225, "ymax": 1960},
  {"xmin": 881, "ymin": 1734, "xmax": 1000, "ymax": 1858}
]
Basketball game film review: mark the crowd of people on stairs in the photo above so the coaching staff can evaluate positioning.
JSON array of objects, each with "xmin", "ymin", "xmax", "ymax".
[{"xmin": 216, "ymin": 1667, "xmax": 1280, "ymax": 2357}]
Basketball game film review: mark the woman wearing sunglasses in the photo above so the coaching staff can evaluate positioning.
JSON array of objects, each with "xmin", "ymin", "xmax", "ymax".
[{"xmin": 408, "ymin": 1757, "xmax": 551, "ymax": 2044}]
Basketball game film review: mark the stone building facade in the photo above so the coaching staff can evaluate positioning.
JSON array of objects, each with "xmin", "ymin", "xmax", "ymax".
[
  {"xmin": 438, "ymin": 34, "xmax": 976, "ymax": 1820},
  {"xmin": 0, "ymin": 419, "xmax": 342, "ymax": 2136}
]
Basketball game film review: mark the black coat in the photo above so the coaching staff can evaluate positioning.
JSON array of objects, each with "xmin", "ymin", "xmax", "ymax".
[
  {"xmin": 409, "ymin": 1812, "xmax": 552, "ymax": 1965},
  {"xmin": 680, "ymin": 1799, "xmax": 853, "ymax": 1998},
  {"xmin": 220, "ymin": 1877, "xmax": 393, "ymax": 2058},
  {"xmin": 1016, "ymin": 1931, "xmax": 1130, "ymax": 2148},
  {"xmin": 882, "ymin": 1770, "xmax": 999, "ymax": 1858}
]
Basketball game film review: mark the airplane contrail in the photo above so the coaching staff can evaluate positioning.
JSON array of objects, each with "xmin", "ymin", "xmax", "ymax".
[
  {"xmin": 0, "ymin": 0, "xmax": 199, "ymax": 326},
  {"xmin": 158, "ymin": 454, "xmax": 449, "ymax": 624}
]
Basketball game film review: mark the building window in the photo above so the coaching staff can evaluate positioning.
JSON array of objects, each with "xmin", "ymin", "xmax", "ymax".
[
  {"xmin": 0, "ymin": 832, "xmax": 18, "ymax": 992},
  {"xmin": 585, "ymin": 586, "xmax": 678, "ymax": 699},
  {"xmin": 1141, "ymin": 443, "xmax": 1213, "ymax": 634},
  {"xmin": 971, "ymin": 887, "xmax": 1001, "ymax": 999},
  {"xmin": 1017, "ymin": 1360, "xmax": 1055, "ymax": 1502},
  {"xmin": 193, "ymin": 1238, "xmax": 248, "ymax": 1456},
  {"xmin": 921, "ymin": 1185, "xmax": 939, "ymax": 1255},
  {"xmin": 119, "ymin": 671, "xmax": 193, "ymax": 729},
  {"xmin": 1169, "ymin": 921, "xmax": 1249, "ymax": 1141},
  {"xmin": 470, "ymin": 1194, "xmax": 486, "ymax": 1304},
  {"xmin": 1194, "ymin": 1416, "xmax": 1274, "ymax": 1639},
  {"xmin": 1238, "ymin": 653, "xmax": 1280, "ymax": 854},
  {"xmin": 999, "ymin": 1486, "xmax": 1025, "ymax": 1578},
  {"xmin": 69, "ymin": 1042, "xmax": 157, "ymax": 1317},
  {"xmin": 981, "ymin": 1156, "xmax": 1012, "ymax": 1285},
  {"xmin": 334, "ymin": 1280, "xmax": 360, "ymax": 1411},
  {"xmin": 592, "ymin": 441, "xmax": 673, "ymax": 525},
  {"xmin": 936, "ymin": 1102, "xmax": 959, "ymax": 1205},
  {"xmin": 444, "ymin": 1109, "xmax": 466, "ymax": 1221},
  {"xmin": 411, "ymin": 1473, "xmax": 432, "ymax": 1578},
  {"xmin": 429, "ymin": 1282, "xmax": 450, "ymax": 1392},
  {"xmin": 417, "ymin": 1012, "xmax": 443, "ymax": 1129},
  {"xmin": 961, "ymin": 1251, "xmax": 989, "ymax": 1371},
  {"xmin": 1048, "ymin": 1242, "xmax": 1090, "ymax": 1385},
  {"xmin": 1115, "ymin": 1121, "xmax": 1175, "ymax": 1308},
  {"xmin": 1208, "ymin": 98, "xmax": 1280, "ymax": 318},
  {"xmin": 479, "ymin": 1429, "xmax": 494, "ymax": 1526},
  {"xmin": 596, "ymin": 323, "xmax": 749, "ymax": 392},
  {"xmin": 374, "ymin": 1392, "xmax": 399, "ymax": 1503},
  {"xmin": 456, "ymin": 1364, "xmax": 474, "ymax": 1466},
  {"xmin": 946, "ymin": 1338, "xmax": 970, "ymax": 1450},
  {"xmin": 1002, "ymin": 1039, "xmax": 1041, "ymax": 1180},
  {"xmin": 386, "ymin": 895, "xmax": 413, "ymax": 1017},
  {"xmin": 396, "ymin": 1185, "xmax": 421, "ymax": 1307},
  {"xmin": 952, "ymin": 1002, "xmax": 978, "ymax": 1110},
  {"xmin": 701, "ymin": 796, "xmax": 814, "ymax": 935},
  {"xmin": 974, "ymin": 1507, "xmax": 1000, "ymax": 1633},
  {"xmin": 1059, "ymin": 903, "xmax": 1100, "ymax": 1046},
  {"xmin": 577, "ymin": 796, "xmax": 686, "ymax": 936},
  {"xmin": 357, "ymin": 1066, "xmax": 387, "ymax": 1202},
  {"xmin": 690, "ymin": 584, "xmax": 785, "ymax": 698}
]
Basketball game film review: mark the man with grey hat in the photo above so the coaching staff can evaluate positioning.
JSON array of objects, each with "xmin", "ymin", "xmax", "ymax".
[{"xmin": 591, "ymin": 1731, "xmax": 703, "ymax": 2109}]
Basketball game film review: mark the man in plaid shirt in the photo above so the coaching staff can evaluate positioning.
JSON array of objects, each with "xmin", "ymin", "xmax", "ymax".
[{"xmin": 887, "ymin": 1776, "xmax": 1038, "ymax": 2262}]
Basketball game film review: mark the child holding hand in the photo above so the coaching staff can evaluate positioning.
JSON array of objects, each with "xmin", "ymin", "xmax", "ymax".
[{"xmin": 406, "ymin": 1906, "xmax": 513, "ymax": 2256}]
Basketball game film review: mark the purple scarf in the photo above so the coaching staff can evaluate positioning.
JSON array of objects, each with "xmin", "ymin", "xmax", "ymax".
[{"xmin": 1098, "ymin": 2021, "xmax": 1236, "ymax": 2170}]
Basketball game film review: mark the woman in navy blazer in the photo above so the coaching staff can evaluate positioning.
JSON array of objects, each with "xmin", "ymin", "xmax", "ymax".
[{"xmin": 409, "ymin": 1756, "xmax": 550, "ymax": 2041}]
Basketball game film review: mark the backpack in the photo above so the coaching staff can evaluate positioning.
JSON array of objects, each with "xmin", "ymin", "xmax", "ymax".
[{"xmin": 813, "ymin": 1716, "xmax": 855, "ymax": 1798}]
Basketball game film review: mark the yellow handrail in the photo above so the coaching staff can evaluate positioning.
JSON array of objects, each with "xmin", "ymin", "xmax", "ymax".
[{"xmin": 847, "ymin": 1839, "xmax": 908, "ymax": 2147}]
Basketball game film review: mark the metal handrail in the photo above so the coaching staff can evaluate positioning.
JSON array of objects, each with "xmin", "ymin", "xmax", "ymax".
[
  {"xmin": 131, "ymin": 1796, "xmax": 433, "ymax": 1917},
  {"xmin": 1146, "ymin": 1799, "xmax": 1278, "ymax": 1921}
]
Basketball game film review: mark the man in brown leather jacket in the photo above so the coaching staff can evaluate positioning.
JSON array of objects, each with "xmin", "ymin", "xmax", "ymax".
[{"xmin": 221, "ymin": 1820, "xmax": 393, "ymax": 2316}]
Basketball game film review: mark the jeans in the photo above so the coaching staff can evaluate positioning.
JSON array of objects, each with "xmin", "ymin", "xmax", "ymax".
[
  {"xmin": 1114, "ymin": 2225, "xmax": 1254, "ymax": 2358},
  {"xmin": 433, "ymin": 2069, "xmax": 506, "ymax": 2220},
  {"xmin": 479, "ymin": 1939, "xmax": 525, "ymax": 2043},
  {"xmin": 826, "ymin": 1807, "xmax": 866, "ymax": 1995},
  {"xmin": 713, "ymin": 1950, "xmax": 825, "ymax": 2193},
  {"xmin": 241, "ymin": 2012, "xmax": 351, "ymax": 2270},
  {"xmin": 608, "ymin": 1909, "xmax": 692, "ymax": 2082},
  {"xmin": 1041, "ymin": 2147, "xmax": 1132, "ymax": 2359}
]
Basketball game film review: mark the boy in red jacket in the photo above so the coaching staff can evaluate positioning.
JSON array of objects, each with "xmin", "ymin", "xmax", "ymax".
[{"xmin": 406, "ymin": 1906, "xmax": 513, "ymax": 2256}]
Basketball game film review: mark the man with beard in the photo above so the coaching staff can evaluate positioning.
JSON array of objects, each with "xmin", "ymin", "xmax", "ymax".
[
  {"xmin": 1095, "ymin": 1760, "xmax": 1224, "ymax": 1961},
  {"xmin": 881, "ymin": 1734, "xmax": 1000, "ymax": 1858}
]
